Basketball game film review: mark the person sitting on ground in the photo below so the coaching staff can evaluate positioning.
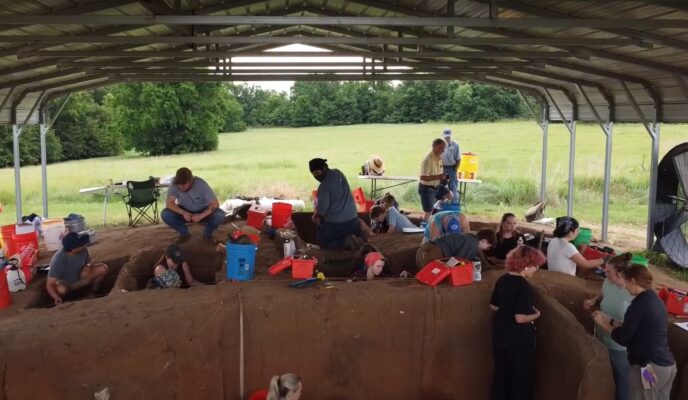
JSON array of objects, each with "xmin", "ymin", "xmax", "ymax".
[
  {"xmin": 583, "ymin": 253, "xmax": 634, "ymax": 400},
  {"xmin": 418, "ymin": 138, "xmax": 449, "ymax": 221},
  {"xmin": 267, "ymin": 373, "xmax": 302, "ymax": 400},
  {"xmin": 546, "ymin": 216, "xmax": 604, "ymax": 276},
  {"xmin": 309, "ymin": 158, "xmax": 364, "ymax": 250},
  {"xmin": 490, "ymin": 245, "xmax": 546, "ymax": 400},
  {"xmin": 46, "ymin": 232, "xmax": 109, "ymax": 305},
  {"xmin": 593, "ymin": 264, "xmax": 677, "ymax": 400},
  {"xmin": 150, "ymin": 244, "xmax": 201, "ymax": 288},
  {"xmin": 422, "ymin": 210, "xmax": 471, "ymax": 244},
  {"xmin": 361, "ymin": 154, "xmax": 385, "ymax": 176},
  {"xmin": 487, "ymin": 213, "xmax": 524, "ymax": 267},
  {"xmin": 416, "ymin": 229, "xmax": 495, "ymax": 268},
  {"xmin": 369, "ymin": 205, "xmax": 418, "ymax": 234},
  {"xmin": 161, "ymin": 167, "xmax": 225, "ymax": 243}
]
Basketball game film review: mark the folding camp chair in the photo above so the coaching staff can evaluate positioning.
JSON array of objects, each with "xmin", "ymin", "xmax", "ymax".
[{"xmin": 122, "ymin": 178, "xmax": 159, "ymax": 227}]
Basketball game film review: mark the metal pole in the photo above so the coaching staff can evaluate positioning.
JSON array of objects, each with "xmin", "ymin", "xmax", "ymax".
[
  {"xmin": 647, "ymin": 123, "xmax": 660, "ymax": 250},
  {"xmin": 567, "ymin": 121, "xmax": 576, "ymax": 217},
  {"xmin": 12, "ymin": 124, "xmax": 22, "ymax": 223},
  {"xmin": 541, "ymin": 117, "xmax": 549, "ymax": 202},
  {"xmin": 40, "ymin": 123, "xmax": 48, "ymax": 218}
]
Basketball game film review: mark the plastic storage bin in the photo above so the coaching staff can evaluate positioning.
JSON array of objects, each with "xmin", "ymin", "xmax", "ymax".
[{"xmin": 226, "ymin": 243, "xmax": 257, "ymax": 281}]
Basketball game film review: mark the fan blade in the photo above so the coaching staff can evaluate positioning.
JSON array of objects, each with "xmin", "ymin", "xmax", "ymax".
[
  {"xmin": 662, "ymin": 208, "xmax": 688, "ymax": 233},
  {"xmin": 673, "ymin": 150, "xmax": 688, "ymax": 201},
  {"xmin": 653, "ymin": 202, "xmax": 679, "ymax": 224},
  {"xmin": 659, "ymin": 226, "xmax": 688, "ymax": 269}
]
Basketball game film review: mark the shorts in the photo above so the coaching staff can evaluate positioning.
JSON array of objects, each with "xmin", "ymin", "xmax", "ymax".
[{"xmin": 418, "ymin": 184, "xmax": 437, "ymax": 212}]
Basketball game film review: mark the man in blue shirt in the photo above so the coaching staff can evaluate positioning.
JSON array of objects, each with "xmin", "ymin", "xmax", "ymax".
[
  {"xmin": 441, "ymin": 128, "xmax": 461, "ymax": 206},
  {"xmin": 162, "ymin": 167, "xmax": 225, "ymax": 243},
  {"xmin": 309, "ymin": 158, "xmax": 364, "ymax": 250}
]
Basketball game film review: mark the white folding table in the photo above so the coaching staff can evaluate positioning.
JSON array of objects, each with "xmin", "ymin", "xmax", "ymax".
[{"xmin": 79, "ymin": 181, "xmax": 169, "ymax": 226}]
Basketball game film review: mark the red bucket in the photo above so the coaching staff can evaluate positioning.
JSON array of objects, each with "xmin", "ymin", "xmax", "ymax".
[
  {"xmin": 5, "ymin": 231, "xmax": 39, "ymax": 269},
  {"xmin": 271, "ymin": 203, "xmax": 293, "ymax": 228},
  {"xmin": 0, "ymin": 269, "xmax": 12, "ymax": 309},
  {"xmin": 1, "ymin": 224, "xmax": 15, "ymax": 242},
  {"xmin": 246, "ymin": 206, "xmax": 267, "ymax": 230}
]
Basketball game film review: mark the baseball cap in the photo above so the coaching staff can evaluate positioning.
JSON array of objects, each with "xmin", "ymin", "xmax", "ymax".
[
  {"xmin": 62, "ymin": 232, "xmax": 90, "ymax": 252},
  {"xmin": 442, "ymin": 128, "xmax": 452, "ymax": 137},
  {"xmin": 165, "ymin": 244, "xmax": 184, "ymax": 263}
]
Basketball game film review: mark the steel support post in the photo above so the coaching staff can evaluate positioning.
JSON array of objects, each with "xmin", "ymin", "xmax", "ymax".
[
  {"xmin": 519, "ymin": 90, "xmax": 549, "ymax": 202},
  {"xmin": 576, "ymin": 84, "xmax": 613, "ymax": 241},
  {"xmin": 545, "ymin": 88, "xmax": 576, "ymax": 216},
  {"xmin": 40, "ymin": 123, "xmax": 48, "ymax": 218},
  {"xmin": 12, "ymin": 124, "xmax": 22, "ymax": 223},
  {"xmin": 620, "ymin": 82, "xmax": 660, "ymax": 250}
]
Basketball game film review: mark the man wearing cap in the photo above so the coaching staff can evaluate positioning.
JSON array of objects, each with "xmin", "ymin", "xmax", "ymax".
[
  {"xmin": 309, "ymin": 158, "xmax": 364, "ymax": 250},
  {"xmin": 162, "ymin": 167, "xmax": 225, "ymax": 243},
  {"xmin": 441, "ymin": 128, "xmax": 461, "ymax": 206},
  {"xmin": 46, "ymin": 232, "xmax": 109, "ymax": 305},
  {"xmin": 419, "ymin": 138, "xmax": 448, "ymax": 221}
]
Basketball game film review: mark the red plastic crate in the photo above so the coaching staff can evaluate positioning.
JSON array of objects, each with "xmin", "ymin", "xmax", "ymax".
[
  {"xmin": 416, "ymin": 260, "xmax": 452, "ymax": 286},
  {"xmin": 581, "ymin": 246, "xmax": 613, "ymax": 261},
  {"xmin": 449, "ymin": 260, "xmax": 474, "ymax": 287},
  {"xmin": 659, "ymin": 287, "xmax": 688, "ymax": 317},
  {"xmin": 268, "ymin": 257, "xmax": 292, "ymax": 276},
  {"xmin": 352, "ymin": 187, "xmax": 367, "ymax": 212},
  {"xmin": 246, "ymin": 206, "xmax": 267, "ymax": 229},
  {"xmin": 291, "ymin": 256, "xmax": 317, "ymax": 279}
]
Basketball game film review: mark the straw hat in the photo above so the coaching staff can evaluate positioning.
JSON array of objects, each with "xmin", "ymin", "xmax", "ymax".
[{"xmin": 367, "ymin": 154, "xmax": 385, "ymax": 175}]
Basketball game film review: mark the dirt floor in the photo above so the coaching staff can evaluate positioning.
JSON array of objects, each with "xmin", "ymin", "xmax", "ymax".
[{"xmin": 0, "ymin": 214, "xmax": 686, "ymax": 399}]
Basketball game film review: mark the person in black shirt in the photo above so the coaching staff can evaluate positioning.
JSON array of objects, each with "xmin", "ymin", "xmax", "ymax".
[
  {"xmin": 489, "ymin": 245, "xmax": 547, "ymax": 400},
  {"xmin": 487, "ymin": 213, "xmax": 524, "ymax": 267},
  {"xmin": 593, "ymin": 264, "xmax": 676, "ymax": 400}
]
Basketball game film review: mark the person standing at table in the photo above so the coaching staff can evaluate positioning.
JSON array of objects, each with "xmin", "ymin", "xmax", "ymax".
[
  {"xmin": 419, "ymin": 138, "xmax": 447, "ymax": 221},
  {"xmin": 441, "ymin": 128, "xmax": 461, "ymax": 206}
]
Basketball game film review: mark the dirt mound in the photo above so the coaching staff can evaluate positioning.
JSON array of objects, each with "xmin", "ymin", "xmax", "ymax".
[{"xmin": 0, "ymin": 271, "xmax": 617, "ymax": 400}]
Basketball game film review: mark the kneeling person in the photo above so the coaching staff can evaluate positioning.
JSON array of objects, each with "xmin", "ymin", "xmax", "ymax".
[
  {"xmin": 46, "ymin": 232, "xmax": 108, "ymax": 305},
  {"xmin": 416, "ymin": 229, "xmax": 496, "ymax": 268},
  {"xmin": 152, "ymin": 244, "xmax": 200, "ymax": 288}
]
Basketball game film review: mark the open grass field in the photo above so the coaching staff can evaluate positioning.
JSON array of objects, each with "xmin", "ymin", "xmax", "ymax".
[{"xmin": 1, "ymin": 120, "xmax": 686, "ymax": 250}]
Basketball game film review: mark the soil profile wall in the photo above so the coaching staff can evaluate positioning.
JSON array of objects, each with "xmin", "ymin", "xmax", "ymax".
[{"xmin": 0, "ymin": 271, "xmax": 613, "ymax": 400}]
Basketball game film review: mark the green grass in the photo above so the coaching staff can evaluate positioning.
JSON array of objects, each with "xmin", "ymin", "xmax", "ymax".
[{"xmin": 1, "ymin": 121, "xmax": 687, "ymax": 251}]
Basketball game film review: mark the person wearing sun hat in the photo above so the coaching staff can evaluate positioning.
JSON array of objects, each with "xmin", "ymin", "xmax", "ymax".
[
  {"xmin": 441, "ymin": 128, "xmax": 461, "ymax": 206},
  {"xmin": 309, "ymin": 157, "xmax": 364, "ymax": 250},
  {"xmin": 361, "ymin": 154, "xmax": 385, "ymax": 176},
  {"xmin": 46, "ymin": 232, "xmax": 109, "ymax": 305}
]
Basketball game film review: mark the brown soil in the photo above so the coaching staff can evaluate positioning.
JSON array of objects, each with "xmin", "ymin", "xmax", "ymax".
[{"xmin": 0, "ymin": 216, "xmax": 686, "ymax": 399}]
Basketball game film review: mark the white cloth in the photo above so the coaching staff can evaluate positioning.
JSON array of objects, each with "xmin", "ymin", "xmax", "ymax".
[{"xmin": 546, "ymin": 237, "xmax": 579, "ymax": 276}]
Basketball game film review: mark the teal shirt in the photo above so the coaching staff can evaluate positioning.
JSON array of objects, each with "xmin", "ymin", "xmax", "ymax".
[{"xmin": 596, "ymin": 279, "xmax": 633, "ymax": 351}]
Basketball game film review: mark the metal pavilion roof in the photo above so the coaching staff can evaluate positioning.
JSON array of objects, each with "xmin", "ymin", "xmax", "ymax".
[
  {"xmin": 0, "ymin": 0, "xmax": 686, "ymax": 125},
  {"xmin": 1, "ymin": 0, "xmax": 687, "ymax": 249}
]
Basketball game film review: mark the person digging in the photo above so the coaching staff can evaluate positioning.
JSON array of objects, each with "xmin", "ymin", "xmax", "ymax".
[
  {"xmin": 46, "ymin": 232, "xmax": 109, "ymax": 305},
  {"xmin": 162, "ymin": 167, "xmax": 225, "ymax": 243},
  {"xmin": 416, "ymin": 229, "xmax": 496, "ymax": 269},
  {"xmin": 149, "ymin": 244, "xmax": 201, "ymax": 288}
]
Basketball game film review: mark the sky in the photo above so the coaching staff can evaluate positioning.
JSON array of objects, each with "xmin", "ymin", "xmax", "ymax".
[{"xmin": 231, "ymin": 43, "xmax": 404, "ymax": 93}]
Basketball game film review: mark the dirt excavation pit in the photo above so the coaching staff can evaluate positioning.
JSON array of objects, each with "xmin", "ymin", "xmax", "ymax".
[
  {"xmin": 112, "ymin": 244, "xmax": 226, "ymax": 292},
  {"xmin": 0, "ymin": 271, "xmax": 623, "ymax": 400}
]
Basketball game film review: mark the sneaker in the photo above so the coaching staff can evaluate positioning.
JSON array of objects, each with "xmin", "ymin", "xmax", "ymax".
[{"xmin": 175, "ymin": 234, "xmax": 191, "ymax": 244}]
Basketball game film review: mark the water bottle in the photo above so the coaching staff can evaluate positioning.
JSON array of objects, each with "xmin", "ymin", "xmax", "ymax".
[
  {"xmin": 283, "ymin": 239, "xmax": 296, "ymax": 258},
  {"xmin": 472, "ymin": 259, "xmax": 482, "ymax": 282}
]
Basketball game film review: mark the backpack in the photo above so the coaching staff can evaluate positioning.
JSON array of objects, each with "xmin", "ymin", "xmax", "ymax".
[{"xmin": 153, "ymin": 268, "xmax": 181, "ymax": 288}]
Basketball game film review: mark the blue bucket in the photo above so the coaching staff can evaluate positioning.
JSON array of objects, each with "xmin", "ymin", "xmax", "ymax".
[
  {"xmin": 441, "ymin": 203, "xmax": 461, "ymax": 212},
  {"xmin": 226, "ymin": 243, "xmax": 257, "ymax": 281}
]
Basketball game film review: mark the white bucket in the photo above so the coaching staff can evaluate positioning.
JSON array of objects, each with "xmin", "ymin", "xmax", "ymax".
[{"xmin": 42, "ymin": 219, "xmax": 66, "ymax": 251}]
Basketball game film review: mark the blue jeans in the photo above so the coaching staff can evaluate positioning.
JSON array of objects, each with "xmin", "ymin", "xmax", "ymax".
[
  {"xmin": 609, "ymin": 349, "xmax": 630, "ymax": 400},
  {"xmin": 443, "ymin": 166, "xmax": 459, "ymax": 205},
  {"xmin": 418, "ymin": 184, "xmax": 437, "ymax": 212},
  {"xmin": 317, "ymin": 218, "xmax": 362, "ymax": 250},
  {"xmin": 161, "ymin": 207, "xmax": 225, "ymax": 237}
]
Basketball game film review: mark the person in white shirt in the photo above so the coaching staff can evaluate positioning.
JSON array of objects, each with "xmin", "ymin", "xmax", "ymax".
[
  {"xmin": 441, "ymin": 128, "xmax": 461, "ymax": 206},
  {"xmin": 546, "ymin": 216, "xmax": 604, "ymax": 276}
]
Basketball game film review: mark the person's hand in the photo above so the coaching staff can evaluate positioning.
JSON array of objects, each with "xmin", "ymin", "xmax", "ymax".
[
  {"xmin": 191, "ymin": 214, "xmax": 203, "ymax": 223},
  {"xmin": 182, "ymin": 211, "xmax": 192, "ymax": 222},
  {"xmin": 592, "ymin": 310, "xmax": 611, "ymax": 326},
  {"xmin": 311, "ymin": 213, "xmax": 321, "ymax": 224},
  {"xmin": 583, "ymin": 297, "xmax": 597, "ymax": 311},
  {"xmin": 533, "ymin": 307, "xmax": 541, "ymax": 319},
  {"xmin": 53, "ymin": 296, "xmax": 63, "ymax": 305},
  {"xmin": 400, "ymin": 271, "xmax": 410, "ymax": 278}
]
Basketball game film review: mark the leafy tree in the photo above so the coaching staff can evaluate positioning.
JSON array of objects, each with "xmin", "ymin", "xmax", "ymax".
[
  {"xmin": 49, "ymin": 92, "xmax": 122, "ymax": 160},
  {"xmin": 227, "ymin": 84, "xmax": 270, "ymax": 126},
  {"xmin": 221, "ymin": 93, "xmax": 247, "ymax": 133},
  {"xmin": 0, "ymin": 125, "xmax": 63, "ymax": 168},
  {"xmin": 109, "ymin": 82, "xmax": 229, "ymax": 155}
]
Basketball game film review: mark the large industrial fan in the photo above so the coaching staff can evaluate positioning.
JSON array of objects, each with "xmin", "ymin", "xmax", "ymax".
[{"xmin": 653, "ymin": 142, "xmax": 688, "ymax": 268}]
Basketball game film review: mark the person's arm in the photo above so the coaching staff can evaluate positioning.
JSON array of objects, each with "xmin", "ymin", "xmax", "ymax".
[
  {"xmin": 515, "ymin": 308, "xmax": 541, "ymax": 324},
  {"xmin": 429, "ymin": 221, "xmax": 442, "ymax": 241},
  {"xmin": 419, "ymin": 158, "xmax": 445, "ymax": 181},
  {"xmin": 514, "ymin": 283, "xmax": 540, "ymax": 324},
  {"xmin": 490, "ymin": 304, "xmax": 499, "ymax": 311},
  {"xmin": 193, "ymin": 198, "xmax": 219, "ymax": 221},
  {"xmin": 608, "ymin": 303, "xmax": 643, "ymax": 345},
  {"xmin": 166, "ymin": 195, "xmax": 192, "ymax": 220},
  {"xmin": 46, "ymin": 277, "xmax": 62, "ymax": 304},
  {"xmin": 583, "ymin": 293, "xmax": 602, "ymax": 311},
  {"xmin": 570, "ymin": 253, "xmax": 605, "ymax": 270}
]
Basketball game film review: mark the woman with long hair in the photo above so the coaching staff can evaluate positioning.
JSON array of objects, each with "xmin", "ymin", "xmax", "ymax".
[
  {"xmin": 487, "ymin": 213, "xmax": 524, "ymax": 266},
  {"xmin": 490, "ymin": 245, "xmax": 547, "ymax": 400},
  {"xmin": 546, "ymin": 216, "xmax": 604, "ymax": 276},
  {"xmin": 593, "ymin": 265, "xmax": 676, "ymax": 400}
]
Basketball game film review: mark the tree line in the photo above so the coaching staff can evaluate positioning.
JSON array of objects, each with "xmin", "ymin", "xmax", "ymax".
[{"xmin": 0, "ymin": 80, "xmax": 529, "ymax": 168}]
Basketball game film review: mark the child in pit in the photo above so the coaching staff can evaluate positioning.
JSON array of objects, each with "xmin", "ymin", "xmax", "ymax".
[{"xmin": 151, "ymin": 244, "xmax": 201, "ymax": 288}]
